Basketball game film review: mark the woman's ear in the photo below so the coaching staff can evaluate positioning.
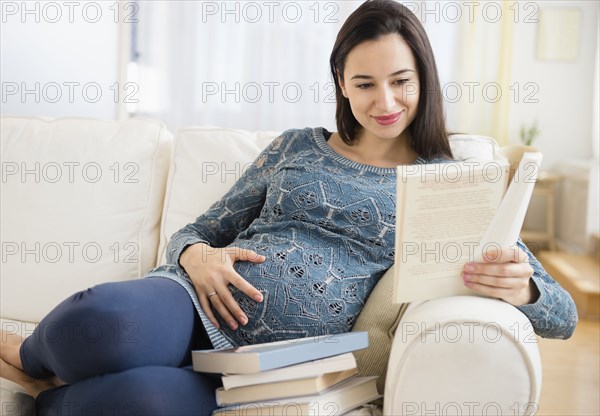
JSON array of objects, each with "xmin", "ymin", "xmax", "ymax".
[{"xmin": 337, "ymin": 70, "xmax": 348, "ymax": 98}]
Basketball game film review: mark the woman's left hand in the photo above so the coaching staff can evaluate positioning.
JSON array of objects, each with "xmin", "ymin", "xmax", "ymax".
[{"xmin": 462, "ymin": 245, "xmax": 539, "ymax": 306}]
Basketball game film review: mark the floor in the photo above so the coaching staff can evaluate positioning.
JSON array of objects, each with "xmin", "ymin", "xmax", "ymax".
[{"xmin": 536, "ymin": 318, "xmax": 600, "ymax": 415}]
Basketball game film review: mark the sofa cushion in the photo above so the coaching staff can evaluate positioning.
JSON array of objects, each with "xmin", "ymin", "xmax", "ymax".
[
  {"xmin": 0, "ymin": 379, "xmax": 34, "ymax": 416},
  {"xmin": 351, "ymin": 265, "xmax": 409, "ymax": 395},
  {"xmin": 0, "ymin": 116, "xmax": 172, "ymax": 322},
  {"xmin": 156, "ymin": 126, "xmax": 279, "ymax": 265}
]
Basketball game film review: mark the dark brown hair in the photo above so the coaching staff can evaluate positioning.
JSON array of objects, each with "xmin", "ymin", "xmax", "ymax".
[{"xmin": 330, "ymin": 0, "xmax": 452, "ymax": 160}]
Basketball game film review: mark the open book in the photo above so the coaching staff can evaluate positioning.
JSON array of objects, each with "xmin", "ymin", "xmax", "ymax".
[{"xmin": 393, "ymin": 152, "xmax": 542, "ymax": 303}]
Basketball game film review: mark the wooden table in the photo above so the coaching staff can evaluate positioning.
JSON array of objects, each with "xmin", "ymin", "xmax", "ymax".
[{"xmin": 521, "ymin": 172, "xmax": 560, "ymax": 251}]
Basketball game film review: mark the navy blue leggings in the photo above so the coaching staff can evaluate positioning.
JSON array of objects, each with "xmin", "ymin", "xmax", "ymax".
[{"xmin": 20, "ymin": 278, "xmax": 221, "ymax": 416}]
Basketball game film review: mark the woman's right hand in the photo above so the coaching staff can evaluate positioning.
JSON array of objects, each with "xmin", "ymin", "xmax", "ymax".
[{"xmin": 179, "ymin": 243, "xmax": 265, "ymax": 330}]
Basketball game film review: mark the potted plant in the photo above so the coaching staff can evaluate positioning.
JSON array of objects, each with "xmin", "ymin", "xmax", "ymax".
[
  {"xmin": 519, "ymin": 120, "xmax": 540, "ymax": 146},
  {"xmin": 500, "ymin": 121, "xmax": 541, "ymax": 182}
]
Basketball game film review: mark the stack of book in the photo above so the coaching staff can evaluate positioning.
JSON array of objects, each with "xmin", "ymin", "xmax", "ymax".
[{"xmin": 191, "ymin": 332, "xmax": 380, "ymax": 416}]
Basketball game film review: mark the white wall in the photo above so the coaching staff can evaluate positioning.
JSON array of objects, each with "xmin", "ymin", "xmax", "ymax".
[
  {"xmin": 509, "ymin": 0, "xmax": 599, "ymax": 171},
  {"xmin": 0, "ymin": 1, "xmax": 121, "ymax": 119}
]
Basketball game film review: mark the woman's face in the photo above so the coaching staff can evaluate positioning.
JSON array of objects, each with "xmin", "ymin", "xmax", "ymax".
[{"xmin": 339, "ymin": 33, "xmax": 420, "ymax": 143}]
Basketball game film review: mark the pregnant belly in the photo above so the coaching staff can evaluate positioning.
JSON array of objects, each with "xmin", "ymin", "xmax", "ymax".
[{"xmin": 215, "ymin": 244, "xmax": 369, "ymax": 345}]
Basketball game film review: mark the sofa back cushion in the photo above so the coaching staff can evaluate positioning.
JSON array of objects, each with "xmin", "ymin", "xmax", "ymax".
[
  {"xmin": 0, "ymin": 116, "xmax": 172, "ymax": 322},
  {"xmin": 156, "ymin": 127, "xmax": 279, "ymax": 265}
]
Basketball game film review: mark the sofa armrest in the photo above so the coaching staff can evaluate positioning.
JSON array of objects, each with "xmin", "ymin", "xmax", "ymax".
[{"xmin": 384, "ymin": 296, "xmax": 541, "ymax": 416}]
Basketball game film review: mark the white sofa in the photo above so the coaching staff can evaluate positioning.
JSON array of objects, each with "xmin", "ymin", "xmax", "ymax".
[{"xmin": 0, "ymin": 116, "xmax": 541, "ymax": 416}]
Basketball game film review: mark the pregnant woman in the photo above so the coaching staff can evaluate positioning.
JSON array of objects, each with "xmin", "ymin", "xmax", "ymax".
[{"xmin": 1, "ymin": 1, "xmax": 577, "ymax": 415}]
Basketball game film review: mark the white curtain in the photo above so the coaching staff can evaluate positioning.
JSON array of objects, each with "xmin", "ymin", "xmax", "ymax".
[
  {"xmin": 422, "ymin": 1, "xmax": 515, "ymax": 143},
  {"xmin": 588, "ymin": 18, "xmax": 599, "ymax": 240},
  {"xmin": 133, "ymin": 1, "xmax": 361, "ymax": 132}
]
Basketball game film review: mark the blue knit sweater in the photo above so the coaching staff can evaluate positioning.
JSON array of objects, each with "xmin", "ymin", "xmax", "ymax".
[{"xmin": 146, "ymin": 127, "xmax": 577, "ymax": 347}]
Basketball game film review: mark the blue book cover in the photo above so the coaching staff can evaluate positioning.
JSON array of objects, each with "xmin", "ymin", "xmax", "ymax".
[{"xmin": 192, "ymin": 332, "xmax": 369, "ymax": 374}]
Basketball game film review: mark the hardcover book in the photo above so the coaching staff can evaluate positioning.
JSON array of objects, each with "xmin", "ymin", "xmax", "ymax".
[
  {"xmin": 221, "ymin": 352, "xmax": 357, "ymax": 390},
  {"xmin": 192, "ymin": 332, "xmax": 368, "ymax": 374},
  {"xmin": 215, "ymin": 368, "xmax": 358, "ymax": 405},
  {"xmin": 212, "ymin": 376, "xmax": 380, "ymax": 416}
]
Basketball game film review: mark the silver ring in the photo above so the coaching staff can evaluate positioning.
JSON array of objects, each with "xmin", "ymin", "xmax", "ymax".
[{"xmin": 208, "ymin": 291, "xmax": 218, "ymax": 299}]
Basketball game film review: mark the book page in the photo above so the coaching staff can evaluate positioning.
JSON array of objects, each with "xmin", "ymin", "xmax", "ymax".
[{"xmin": 394, "ymin": 161, "xmax": 508, "ymax": 303}]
